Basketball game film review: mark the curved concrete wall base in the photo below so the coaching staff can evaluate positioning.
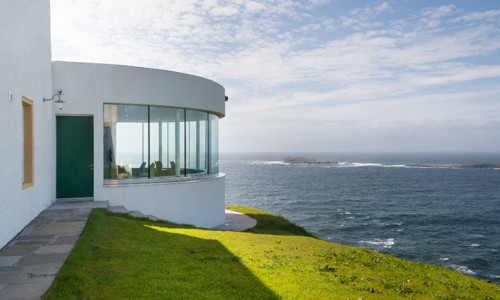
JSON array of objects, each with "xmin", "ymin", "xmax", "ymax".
[{"xmin": 101, "ymin": 176, "xmax": 225, "ymax": 228}]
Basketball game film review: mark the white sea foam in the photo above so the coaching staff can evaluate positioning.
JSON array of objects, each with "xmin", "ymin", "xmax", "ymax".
[
  {"xmin": 250, "ymin": 160, "xmax": 289, "ymax": 165},
  {"xmin": 470, "ymin": 243, "xmax": 480, "ymax": 247},
  {"xmin": 384, "ymin": 222, "xmax": 403, "ymax": 226},
  {"xmin": 337, "ymin": 162, "xmax": 407, "ymax": 168},
  {"xmin": 337, "ymin": 162, "xmax": 382, "ymax": 167},
  {"xmin": 439, "ymin": 257, "xmax": 449, "ymax": 261},
  {"xmin": 359, "ymin": 238, "xmax": 395, "ymax": 249},
  {"xmin": 451, "ymin": 264, "xmax": 476, "ymax": 275},
  {"xmin": 345, "ymin": 211, "xmax": 351, "ymax": 215}
]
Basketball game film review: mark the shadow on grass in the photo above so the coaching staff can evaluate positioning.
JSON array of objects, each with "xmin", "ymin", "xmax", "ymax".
[
  {"xmin": 43, "ymin": 209, "xmax": 279, "ymax": 300},
  {"xmin": 145, "ymin": 226, "xmax": 280, "ymax": 299},
  {"xmin": 226, "ymin": 205, "xmax": 316, "ymax": 238}
]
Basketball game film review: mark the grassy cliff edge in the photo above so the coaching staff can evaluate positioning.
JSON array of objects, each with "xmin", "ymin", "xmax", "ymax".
[{"xmin": 43, "ymin": 206, "xmax": 499, "ymax": 299}]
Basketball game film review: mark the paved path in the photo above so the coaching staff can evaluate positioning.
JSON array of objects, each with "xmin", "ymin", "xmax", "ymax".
[
  {"xmin": 0, "ymin": 201, "xmax": 107, "ymax": 300},
  {"xmin": 0, "ymin": 202, "xmax": 256, "ymax": 299}
]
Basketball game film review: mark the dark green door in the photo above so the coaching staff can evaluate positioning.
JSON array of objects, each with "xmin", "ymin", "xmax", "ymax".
[{"xmin": 57, "ymin": 116, "xmax": 94, "ymax": 198}]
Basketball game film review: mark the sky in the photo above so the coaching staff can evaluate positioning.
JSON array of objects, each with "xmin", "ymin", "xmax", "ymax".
[{"xmin": 50, "ymin": 0, "xmax": 500, "ymax": 153}]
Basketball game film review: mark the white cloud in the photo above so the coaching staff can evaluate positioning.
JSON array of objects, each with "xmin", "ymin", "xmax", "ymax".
[
  {"xmin": 451, "ymin": 9, "xmax": 500, "ymax": 22},
  {"xmin": 245, "ymin": 1, "xmax": 266, "ymax": 13},
  {"xmin": 421, "ymin": 5, "xmax": 456, "ymax": 19},
  {"xmin": 49, "ymin": 0, "xmax": 500, "ymax": 152},
  {"xmin": 210, "ymin": 5, "xmax": 240, "ymax": 16}
]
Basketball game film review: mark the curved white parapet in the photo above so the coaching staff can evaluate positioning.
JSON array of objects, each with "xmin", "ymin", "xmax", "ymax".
[
  {"xmin": 52, "ymin": 61, "xmax": 225, "ymax": 117},
  {"xmin": 52, "ymin": 61, "xmax": 226, "ymax": 228}
]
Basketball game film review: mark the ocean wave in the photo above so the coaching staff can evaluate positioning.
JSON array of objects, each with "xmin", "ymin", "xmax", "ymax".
[
  {"xmin": 470, "ymin": 243, "xmax": 480, "ymax": 247},
  {"xmin": 451, "ymin": 264, "xmax": 476, "ymax": 275},
  {"xmin": 338, "ymin": 162, "xmax": 382, "ymax": 167},
  {"xmin": 249, "ymin": 160, "xmax": 289, "ymax": 165},
  {"xmin": 336, "ymin": 162, "xmax": 406, "ymax": 168},
  {"xmin": 359, "ymin": 238, "xmax": 395, "ymax": 249},
  {"xmin": 250, "ymin": 160, "xmax": 409, "ymax": 168},
  {"xmin": 383, "ymin": 222, "xmax": 403, "ymax": 226}
]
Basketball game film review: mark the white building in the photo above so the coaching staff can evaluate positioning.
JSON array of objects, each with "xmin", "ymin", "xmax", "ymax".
[{"xmin": 0, "ymin": 0, "xmax": 226, "ymax": 250}]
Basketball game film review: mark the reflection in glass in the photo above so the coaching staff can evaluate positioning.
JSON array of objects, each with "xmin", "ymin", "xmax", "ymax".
[
  {"xmin": 150, "ymin": 107, "xmax": 185, "ymax": 177},
  {"xmin": 104, "ymin": 104, "xmax": 148, "ymax": 179},
  {"xmin": 104, "ymin": 104, "xmax": 219, "ymax": 181},
  {"xmin": 209, "ymin": 114, "xmax": 219, "ymax": 174},
  {"xmin": 186, "ymin": 110, "xmax": 208, "ymax": 175}
]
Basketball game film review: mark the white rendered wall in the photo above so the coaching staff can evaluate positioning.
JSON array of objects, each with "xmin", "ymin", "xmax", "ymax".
[
  {"xmin": 0, "ymin": 1, "xmax": 54, "ymax": 249},
  {"xmin": 52, "ymin": 62, "xmax": 226, "ymax": 227}
]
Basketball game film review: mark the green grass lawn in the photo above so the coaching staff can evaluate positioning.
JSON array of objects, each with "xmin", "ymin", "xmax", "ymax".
[{"xmin": 43, "ymin": 206, "xmax": 499, "ymax": 299}]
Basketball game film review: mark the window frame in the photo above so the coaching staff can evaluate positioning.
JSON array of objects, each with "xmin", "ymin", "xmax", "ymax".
[{"xmin": 22, "ymin": 96, "xmax": 34, "ymax": 189}]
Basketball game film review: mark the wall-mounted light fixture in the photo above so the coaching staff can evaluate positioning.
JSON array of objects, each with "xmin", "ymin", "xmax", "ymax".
[{"xmin": 43, "ymin": 90, "xmax": 65, "ymax": 110}]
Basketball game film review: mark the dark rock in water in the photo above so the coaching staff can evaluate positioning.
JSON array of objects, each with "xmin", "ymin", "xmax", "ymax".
[
  {"xmin": 407, "ymin": 162, "xmax": 500, "ymax": 169},
  {"xmin": 284, "ymin": 156, "xmax": 338, "ymax": 165}
]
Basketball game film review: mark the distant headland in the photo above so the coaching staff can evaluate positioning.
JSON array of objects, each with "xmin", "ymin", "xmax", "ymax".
[
  {"xmin": 284, "ymin": 156, "xmax": 338, "ymax": 165},
  {"xmin": 407, "ymin": 162, "xmax": 500, "ymax": 169}
]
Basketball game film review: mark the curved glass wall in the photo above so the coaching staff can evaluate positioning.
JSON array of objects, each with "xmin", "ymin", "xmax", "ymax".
[{"xmin": 103, "ymin": 104, "xmax": 219, "ymax": 181}]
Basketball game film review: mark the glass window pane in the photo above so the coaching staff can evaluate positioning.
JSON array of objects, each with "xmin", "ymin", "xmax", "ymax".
[
  {"xmin": 104, "ymin": 104, "xmax": 216, "ymax": 181},
  {"xmin": 186, "ymin": 110, "xmax": 208, "ymax": 175},
  {"xmin": 150, "ymin": 107, "xmax": 185, "ymax": 177},
  {"xmin": 103, "ymin": 104, "xmax": 148, "ymax": 180},
  {"xmin": 209, "ymin": 114, "xmax": 219, "ymax": 174}
]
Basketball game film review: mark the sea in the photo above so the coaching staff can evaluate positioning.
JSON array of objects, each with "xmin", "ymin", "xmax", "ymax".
[{"xmin": 221, "ymin": 152, "xmax": 500, "ymax": 282}]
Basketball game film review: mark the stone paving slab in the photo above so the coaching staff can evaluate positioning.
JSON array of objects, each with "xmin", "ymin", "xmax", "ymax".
[
  {"xmin": 13, "ymin": 235, "xmax": 53, "ymax": 241},
  {"xmin": 0, "ymin": 270, "xmax": 20, "ymax": 284},
  {"xmin": 0, "ymin": 257, "xmax": 22, "ymax": 267},
  {"xmin": 18, "ymin": 225, "xmax": 38, "ymax": 236},
  {"xmin": 0, "ymin": 247, "xmax": 35, "ymax": 256},
  {"xmin": 11, "ymin": 264, "xmax": 61, "ymax": 285},
  {"xmin": 53, "ymin": 235, "xmax": 80, "ymax": 245},
  {"xmin": 18, "ymin": 251, "xmax": 69, "ymax": 267},
  {"xmin": 35, "ymin": 245, "xmax": 73, "ymax": 255},
  {"xmin": 47, "ymin": 201, "xmax": 108, "ymax": 210},
  {"xmin": 33, "ymin": 223, "xmax": 85, "ymax": 235},
  {"xmin": 9, "ymin": 239, "xmax": 54, "ymax": 247},
  {"xmin": 55, "ymin": 218, "xmax": 87, "ymax": 223}
]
